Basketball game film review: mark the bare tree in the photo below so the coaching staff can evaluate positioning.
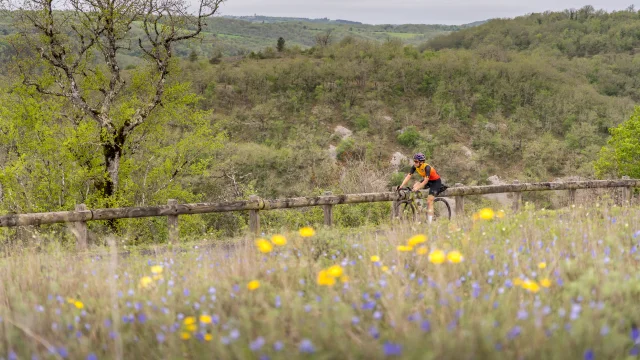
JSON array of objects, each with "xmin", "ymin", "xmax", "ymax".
[
  {"xmin": 7, "ymin": 0, "xmax": 223, "ymax": 199},
  {"xmin": 314, "ymin": 29, "xmax": 333, "ymax": 48}
]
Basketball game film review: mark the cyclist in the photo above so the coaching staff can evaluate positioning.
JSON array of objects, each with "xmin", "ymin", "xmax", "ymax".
[{"xmin": 397, "ymin": 153, "xmax": 442, "ymax": 223}]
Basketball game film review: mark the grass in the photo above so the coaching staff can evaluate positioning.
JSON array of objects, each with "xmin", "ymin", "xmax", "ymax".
[{"xmin": 1, "ymin": 203, "xmax": 640, "ymax": 359}]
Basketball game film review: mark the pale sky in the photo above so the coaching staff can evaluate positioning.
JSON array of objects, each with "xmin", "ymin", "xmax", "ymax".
[{"xmin": 215, "ymin": 0, "xmax": 640, "ymax": 25}]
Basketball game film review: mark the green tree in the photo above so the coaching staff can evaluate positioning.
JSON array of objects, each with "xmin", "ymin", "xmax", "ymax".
[
  {"xmin": 277, "ymin": 37, "xmax": 286, "ymax": 52},
  {"xmin": 8, "ymin": 0, "xmax": 224, "ymax": 202},
  {"xmin": 189, "ymin": 49, "xmax": 199, "ymax": 62},
  {"xmin": 595, "ymin": 106, "xmax": 640, "ymax": 178}
]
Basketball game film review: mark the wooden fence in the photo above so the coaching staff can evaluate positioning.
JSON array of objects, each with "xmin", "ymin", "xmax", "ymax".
[{"xmin": 0, "ymin": 177, "xmax": 637, "ymax": 249}]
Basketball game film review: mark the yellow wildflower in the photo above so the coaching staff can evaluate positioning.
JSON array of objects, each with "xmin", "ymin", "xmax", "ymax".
[
  {"xmin": 139, "ymin": 276, "xmax": 153, "ymax": 289},
  {"xmin": 397, "ymin": 245, "xmax": 414, "ymax": 252},
  {"xmin": 327, "ymin": 265, "xmax": 344, "ymax": 278},
  {"xmin": 271, "ymin": 234, "xmax": 287, "ymax": 246},
  {"xmin": 446, "ymin": 250, "xmax": 464, "ymax": 264},
  {"xmin": 478, "ymin": 208, "xmax": 495, "ymax": 220},
  {"xmin": 538, "ymin": 262, "xmax": 547, "ymax": 269},
  {"xmin": 513, "ymin": 278, "xmax": 523, "ymax": 286},
  {"xmin": 185, "ymin": 324, "xmax": 198, "ymax": 332},
  {"xmin": 496, "ymin": 210, "xmax": 506, "ymax": 219},
  {"xmin": 428, "ymin": 250, "xmax": 446, "ymax": 264},
  {"xmin": 540, "ymin": 278, "xmax": 552, "ymax": 288},
  {"xmin": 522, "ymin": 280, "xmax": 540, "ymax": 293},
  {"xmin": 247, "ymin": 280, "xmax": 261, "ymax": 291},
  {"xmin": 340, "ymin": 275, "xmax": 349, "ymax": 283},
  {"xmin": 66, "ymin": 297, "xmax": 76, "ymax": 304},
  {"xmin": 416, "ymin": 246, "xmax": 429, "ymax": 255},
  {"xmin": 199, "ymin": 315, "xmax": 212, "ymax": 324},
  {"xmin": 204, "ymin": 333, "xmax": 213, "ymax": 342},
  {"xmin": 183, "ymin": 316, "xmax": 196, "ymax": 326},
  {"xmin": 299, "ymin": 227, "xmax": 316, "ymax": 237},
  {"xmin": 180, "ymin": 332, "xmax": 191, "ymax": 340},
  {"xmin": 381, "ymin": 266, "xmax": 390, "ymax": 273},
  {"xmin": 74, "ymin": 301, "xmax": 84, "ymax": 309},
  {"xmin": 407, "ymin": 234, "xmax": 427, "ymax": 247},
  {"xmin": 255, "ymin": 239, "xmax": 273, "ymax": 254},
  {"xmin": 370, "ymin": 255, "xmax": 381, "ymax": 262},
  {"xmin": 151, "ymin": 265, "xmax": 163, "ymax": 275},
  {"xmin": 317, "ymin": 270, "xmax": 336, "ymax": 286}
]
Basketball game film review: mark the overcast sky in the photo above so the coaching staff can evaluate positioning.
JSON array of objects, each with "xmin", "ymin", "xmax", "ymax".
[{"xmin": 215, "ymin": 0, "xmax": 640, "ymax": 25}]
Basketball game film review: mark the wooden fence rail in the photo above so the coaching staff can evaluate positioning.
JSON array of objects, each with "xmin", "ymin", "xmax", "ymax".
[{"xmin": 0, "ymin": 178, "xmax": 637, "ymax": 249}]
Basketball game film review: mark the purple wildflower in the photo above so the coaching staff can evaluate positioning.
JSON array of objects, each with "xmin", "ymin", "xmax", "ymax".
[
  {"xmin": 87, "ymin": 353, "xmax": 98, "ymax": 360},
  {"xmin": 421, "ymin": 320, "xmax": 431, "ymax": 332},
  {"xmin": 383, "ymin": 342, "xmax": 402, "ymax": 356},
  {"xmin": 507, "ymin": 326, "xmax": 522, "ymax": 340},
  {"xmin": 250, "ymin": 337, "xmax": 266, "ymax": 352},
  {"xmin": 299, "ymin": 339, "xmax": 315, "ymax": 353},
  {"xmin": 57, "ymin": 347, "xmax": 69, "ymax": 358},
  {"xmin": 274, "ymin": 341, "xmax": 284, "ymax": 351},
  {"xmin": 137, "ymin": 313, "xmax": 147, "ymax": 324},
  {"xmin": 584, "ymin": 350, "xmax": 594, "ymax": 360}
]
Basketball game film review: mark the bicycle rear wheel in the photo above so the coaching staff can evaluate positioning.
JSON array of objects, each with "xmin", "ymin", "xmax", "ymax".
[
  {"xmin": 395, "ymin": 201, "xmax": 417, "ymax": 223},
  {"xmin": 433, "ymin": 198, "xmax": 452, "ymax": 222}
]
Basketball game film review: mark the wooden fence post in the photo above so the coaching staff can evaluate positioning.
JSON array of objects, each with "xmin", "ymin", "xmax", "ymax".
[
  {"xmin": 323, "ymin": 191, "xmax": 334, "ymax": 227},
  {"xmin": 454, "ymin": 183, "xmax": 464, "ymax": 217},
  {"xmin": 568, "ymin": 189, "xmax": 576, "ymax": 206},
  {"xmin": 512, "ymin": 180, "xmax": 522, "ymax": 212},
  {"xmin": 167, "ymin": 199, "xmax": 179, "ymax": 244},
  {"xmin": 249, "ymin": 195, "xmax": 260, "ymax": 235},
  {"xmin": 623, "ymin": 176, "xmax": 632, "ymax": 206},
  {"xmin": 75, "ymin": 204, "xmax": 88, "ymax": 251},
  {"xmin": 391, "ymin": 187, "xmax": 399, "ymax": 221}
]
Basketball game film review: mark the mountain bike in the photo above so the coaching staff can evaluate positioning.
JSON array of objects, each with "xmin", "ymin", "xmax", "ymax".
[{"xmin": 394, "ymin": 186, "xmax": 452, "ymax": 223}]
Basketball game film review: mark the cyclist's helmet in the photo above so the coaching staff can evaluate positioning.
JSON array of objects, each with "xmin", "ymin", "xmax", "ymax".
[{"xmin": 413, "ymin": 153, "xmax": 426, "ymax": 162}]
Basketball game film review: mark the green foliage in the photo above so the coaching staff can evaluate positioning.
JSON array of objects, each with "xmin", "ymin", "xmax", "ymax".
[
  {"xmin": 595, "ymin": 106, "xmax": 640, "ymax": 178},
  {"xmin": 397, "ymin": 126, "xmax": 422, "ymax": 148}
]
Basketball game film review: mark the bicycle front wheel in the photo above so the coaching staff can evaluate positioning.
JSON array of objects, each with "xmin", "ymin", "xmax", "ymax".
[
  {"xmin": 395, "ymin": 201, "xmax": 417, "ymax": 223},
  {"xmin": 433, "ymin": 198, "xmax": 452, "ymax": 222}
]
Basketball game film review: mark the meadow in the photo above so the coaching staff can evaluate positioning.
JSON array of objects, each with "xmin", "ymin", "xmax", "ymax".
[{"xmin": 1, "ymin": 203, "xmax": 640, "ymax": 359}]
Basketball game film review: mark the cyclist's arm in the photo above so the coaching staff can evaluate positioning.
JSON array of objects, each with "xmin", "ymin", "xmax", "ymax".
[
  {"xmin": 398, "ymin": 174, "xmax": 412, "ymax": 189},
  {"xmin": 398, "ymin": 166, "xmax": 416, "ymax": 189}
]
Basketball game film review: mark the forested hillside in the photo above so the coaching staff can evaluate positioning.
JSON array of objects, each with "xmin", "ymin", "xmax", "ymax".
[{"xmin": 0, "ymin": 6, "xmax": 639, "ymax": 238}]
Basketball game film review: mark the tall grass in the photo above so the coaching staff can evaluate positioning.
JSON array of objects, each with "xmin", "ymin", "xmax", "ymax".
[{"xmin": 1, "ymin": 204, "xmax": 640, "ymax": 359}]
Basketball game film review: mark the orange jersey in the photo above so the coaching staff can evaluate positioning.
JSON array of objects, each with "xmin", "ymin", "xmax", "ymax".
[{"xmin": 410, "ymin": 163, "xmax": 440, "ymax": 181}]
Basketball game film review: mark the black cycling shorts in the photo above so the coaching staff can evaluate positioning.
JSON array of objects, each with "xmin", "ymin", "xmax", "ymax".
[{"xmin": 425, "ymin": 178, "xmax": 442, "ymax": 196}]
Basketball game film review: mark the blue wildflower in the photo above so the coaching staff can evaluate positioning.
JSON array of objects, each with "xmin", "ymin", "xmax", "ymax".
[
  {"xmin": 87, "ymin": 353, "xmax": 97, "ymax": 360},
  {"xmin": 369, "ymin": 326, "xmax": 380, "ymax": 339}
]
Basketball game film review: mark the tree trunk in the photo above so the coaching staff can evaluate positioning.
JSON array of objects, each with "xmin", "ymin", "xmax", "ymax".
[{"xmin": 99, "ymin": 129, "xmax": 125, "ymax": 199}]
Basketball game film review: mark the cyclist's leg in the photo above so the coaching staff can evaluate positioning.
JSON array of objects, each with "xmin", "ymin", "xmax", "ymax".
[{"xmin": 426, "ymin": 179, "xmax": 442, "ymax": 223}]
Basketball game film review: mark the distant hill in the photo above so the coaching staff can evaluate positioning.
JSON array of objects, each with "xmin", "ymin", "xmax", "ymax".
[
  {"xmin": 222, "ymin": 15, "xmax": 364, "ymax": 25},
  {"xmin": 0, "ymin": 12, "xmax": 491, "ymax": 63}
]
